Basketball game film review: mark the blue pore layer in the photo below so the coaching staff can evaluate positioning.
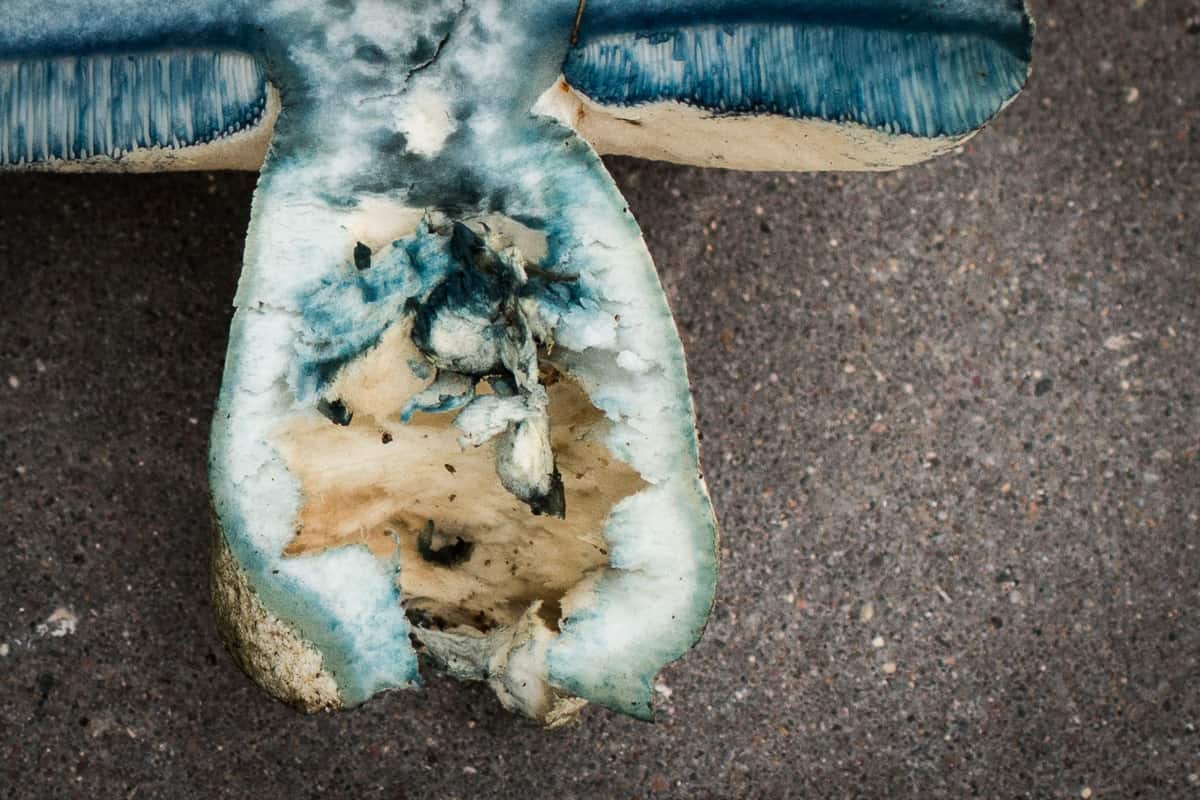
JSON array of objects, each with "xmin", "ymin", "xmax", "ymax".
[
  {"xmin": 0, "ymin": 50, "xmax": 267, "ymax": 165},
  {"xmin": 566, "ymin": 0, "xmax": 1032, "ymax": 139}
]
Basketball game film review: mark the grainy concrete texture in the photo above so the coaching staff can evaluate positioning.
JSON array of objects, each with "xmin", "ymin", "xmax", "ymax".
[{"xmin": 1, "ymin": 2, "xmax": 1196, "ymax": 798}]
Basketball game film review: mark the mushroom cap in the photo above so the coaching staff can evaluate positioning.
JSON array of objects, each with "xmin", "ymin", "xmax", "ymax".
[
  {"xmin": 0, "ymin": 0, "xmax": 1032, "ymax": 172},
  {"xmin": 552, "ymin": 0, "xmax": 1034, "ymax": 170}
]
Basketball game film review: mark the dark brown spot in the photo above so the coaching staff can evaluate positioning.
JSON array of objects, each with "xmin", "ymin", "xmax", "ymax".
[{"xmin": 317, "ymin": 398, "xmax": 352, "ymax": 426}]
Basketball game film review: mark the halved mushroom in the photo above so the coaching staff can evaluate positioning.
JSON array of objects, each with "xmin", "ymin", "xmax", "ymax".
[{"xmin": 0, "ymin": 0, "xmax": 1032, "ymax": 724}]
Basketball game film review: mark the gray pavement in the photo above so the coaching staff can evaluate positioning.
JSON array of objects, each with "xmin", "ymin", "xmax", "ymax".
[{"xmin": 1, "ymin": 2, "xmax": 1197, "ymax": 797}]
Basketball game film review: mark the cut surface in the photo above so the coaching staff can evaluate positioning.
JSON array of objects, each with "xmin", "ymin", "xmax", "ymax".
[
  {"xmin": 209, "ymin": 192, "xmax": 717, "ymax": 722},
  {"xmin": 0, "ymin": 0, "xmax": 1026, "ymax": 726}
]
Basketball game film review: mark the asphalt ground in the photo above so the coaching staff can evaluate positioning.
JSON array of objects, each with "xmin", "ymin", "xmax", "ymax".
[{"xmin": 1, "ymin": 2, "xmax": 1197, "ymax": 797}]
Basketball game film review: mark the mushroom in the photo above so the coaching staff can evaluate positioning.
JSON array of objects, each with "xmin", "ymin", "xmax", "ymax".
[{"xmin": 0, "ymin": 0, "xmax": 1033, "ymax": 725}]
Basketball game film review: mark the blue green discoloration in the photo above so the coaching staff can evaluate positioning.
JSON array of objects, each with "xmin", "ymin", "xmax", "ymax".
[
  {"xmin": 293, "ymin": 231, "xmax": 425, "ymax": 403},
  {"xmin": 294, "ymin": 217, "xmax": 592, "ymax": 404}
]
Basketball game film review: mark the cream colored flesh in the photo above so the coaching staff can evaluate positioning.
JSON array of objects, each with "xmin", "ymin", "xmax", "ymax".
[
  {"xmin": 276, "ymin": 319, "xmax": 646, "ymax": 634},
  {"xmin": 534, "ymin": 79, "xmax": 971, "ymax": 172}
]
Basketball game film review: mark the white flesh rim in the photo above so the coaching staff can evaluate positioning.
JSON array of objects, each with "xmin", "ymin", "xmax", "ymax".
[{"xmin": 211, "ymin": 149, "xmax": 719, "ymax": 724}]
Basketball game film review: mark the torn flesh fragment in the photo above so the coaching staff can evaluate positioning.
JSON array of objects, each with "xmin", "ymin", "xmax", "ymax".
[{"xmin": 407, "ymin": 222, "xmax": 566, "ymax": 517}]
